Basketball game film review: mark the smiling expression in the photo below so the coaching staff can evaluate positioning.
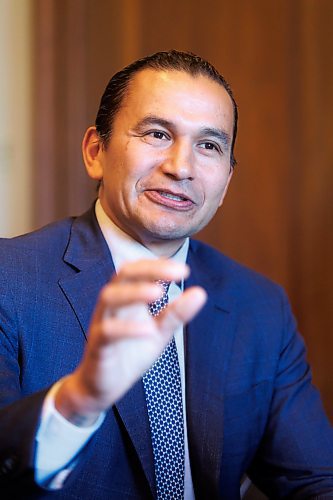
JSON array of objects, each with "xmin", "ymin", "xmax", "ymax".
[{"xmin": 88, "ymin": 69, "xmax": 234, "ymax": 256}]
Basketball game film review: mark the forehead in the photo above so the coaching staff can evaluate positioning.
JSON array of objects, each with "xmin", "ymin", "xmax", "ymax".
[{"xmin": 117, "ymin": 69, "xmax": 234, "ymax": 134}]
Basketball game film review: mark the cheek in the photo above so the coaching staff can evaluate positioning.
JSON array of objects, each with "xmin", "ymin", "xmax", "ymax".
[
  {"xmin": 120, "ymin": 151, "xmax": 151, "ymax": 185},
  {"xmin": 216, "ymin": 170, "xmax": 232, "ymax": 206},
  {"xmin": 204, "ymin": 174, "xmax": 229, "ymax": 204}
]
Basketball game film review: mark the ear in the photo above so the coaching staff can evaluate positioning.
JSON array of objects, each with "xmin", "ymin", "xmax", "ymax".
[
  {"xmin": 218, "ymin": 168, "xmax": 233, "ymax": 207},
  {"xmin": 82, "ymin": 126, "xmax": 104, "ymax": 180}
]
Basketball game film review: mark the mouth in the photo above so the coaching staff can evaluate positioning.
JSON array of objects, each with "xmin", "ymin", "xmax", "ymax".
[{"xmin": 144, "ymin": 189, "xmax": 195, "ymax": 210}]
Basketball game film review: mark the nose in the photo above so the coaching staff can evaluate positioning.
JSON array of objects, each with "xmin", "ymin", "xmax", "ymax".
[{"xmin": 160, "ymin": 140, "xmax": 194, "ymax": 181}]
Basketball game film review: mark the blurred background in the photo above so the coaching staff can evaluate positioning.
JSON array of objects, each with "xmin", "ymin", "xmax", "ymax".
[{"xmin": 0, "ymin": 0, "xmax": 332, "ymax": 420}]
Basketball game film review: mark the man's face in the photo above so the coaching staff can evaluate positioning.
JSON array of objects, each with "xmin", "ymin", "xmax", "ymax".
[{"xmin": 96, "ymin": 69, "xmax": 234, "ymax": 254}]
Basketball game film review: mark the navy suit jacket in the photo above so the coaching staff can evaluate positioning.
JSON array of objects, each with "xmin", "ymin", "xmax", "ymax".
[{"xmin": 0, "ymin": 206, "xmax": 332, "ymax": 499}]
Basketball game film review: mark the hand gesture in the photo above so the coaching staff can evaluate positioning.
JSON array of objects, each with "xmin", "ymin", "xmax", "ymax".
[{"xmin": 55, "ymin": 259, "xmax": 206, "ymax": 425}]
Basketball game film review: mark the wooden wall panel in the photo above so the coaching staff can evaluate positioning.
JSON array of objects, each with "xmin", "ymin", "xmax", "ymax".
[
  {"xmin": 33, "ymin": 0, "xmax": 95, "ymax": 225},
  {"xmin": 31, "ymin": 0, "xmax": 333, "ymax": 419},
  {"xmin": 293, "ymin": 0, "xmax": 333, "ymax": 416}
]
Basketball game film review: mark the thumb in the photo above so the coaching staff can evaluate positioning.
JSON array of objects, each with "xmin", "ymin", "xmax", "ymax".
[{"xmin": 157, "ymin": 286, "xmax": 207, "ymax": 334}]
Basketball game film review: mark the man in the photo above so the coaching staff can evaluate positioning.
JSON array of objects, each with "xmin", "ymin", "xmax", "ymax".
[{"xmin": 0, "ymin": 50, "xmax": 332, "ymax": 499}]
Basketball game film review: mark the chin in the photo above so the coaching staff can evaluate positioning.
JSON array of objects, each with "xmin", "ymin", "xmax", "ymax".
[
  {"xmin": 134, "ymin": 212, "xmax": 205, "ymax": 242},
  {"xmin": 143, "ymin": 222, "xmax": 197, "ymax": 241}
]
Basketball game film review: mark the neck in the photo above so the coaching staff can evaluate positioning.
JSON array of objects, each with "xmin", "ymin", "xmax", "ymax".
[{"xmin": 139, "ymin": 237, "xmax": 186, "ymax": 258}]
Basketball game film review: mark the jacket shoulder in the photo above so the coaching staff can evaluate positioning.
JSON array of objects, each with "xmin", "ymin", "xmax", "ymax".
[
  {"xmin": 0, "ymin": 216, "xmax": 74, "ymax": 254},
  {"xmin": 189, "ymin": 238, "xmax": 286, "ymax": 302}
]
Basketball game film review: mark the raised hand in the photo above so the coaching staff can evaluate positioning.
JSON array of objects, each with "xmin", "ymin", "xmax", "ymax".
[{"xmin": 55, "ymin": 259, "xmax": 207, "ymax": 426}]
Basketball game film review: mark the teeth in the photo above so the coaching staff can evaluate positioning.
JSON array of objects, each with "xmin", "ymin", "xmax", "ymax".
[{"xmin": 160, "ymin": 191, "xmax": 185, "ymax": 201}]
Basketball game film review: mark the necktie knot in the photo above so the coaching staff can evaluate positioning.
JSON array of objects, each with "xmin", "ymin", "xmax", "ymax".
[{"xmin": 148, "ymin": 280, "xmax": 170, "ymax": 317}]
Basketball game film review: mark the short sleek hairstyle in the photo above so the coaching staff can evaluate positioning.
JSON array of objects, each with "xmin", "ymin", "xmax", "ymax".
[{"xmin": 95, "ymin": 50, "xmax": 238, "ymax": 168}]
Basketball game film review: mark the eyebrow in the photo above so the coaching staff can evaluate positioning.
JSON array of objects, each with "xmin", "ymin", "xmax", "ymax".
[
  {"xmin": 200, "ymin": 127, "xmax": 231, "ymax": 149},
  {"xmin": 134, "ymin": 116, "xmax": 173, "ymax": 131},
  {"xmin": 134, "ymin": 115, "xmax": 231, "ymax": 149}
]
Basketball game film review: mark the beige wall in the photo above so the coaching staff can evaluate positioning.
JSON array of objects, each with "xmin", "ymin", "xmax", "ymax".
[{"xmin": 0, "ymin": 0, "xmax": 33, "ymax": 237}]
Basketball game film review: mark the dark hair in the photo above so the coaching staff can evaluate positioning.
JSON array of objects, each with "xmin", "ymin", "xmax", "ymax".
[{"xmin": 95, "ymin": 50, "xmax": 238, "ymax": 168}]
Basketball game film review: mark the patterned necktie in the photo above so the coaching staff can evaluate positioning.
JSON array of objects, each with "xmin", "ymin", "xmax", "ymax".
[{"xmin": 143, "ymin": 280, "xmax": 185, "ymax": 499}]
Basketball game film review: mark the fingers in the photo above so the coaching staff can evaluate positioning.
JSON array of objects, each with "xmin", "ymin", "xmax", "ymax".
[
  {"xmin": 93, "ymin": 259, "xmax": 190, "ymax": 323},
  {"xmin": 157, "ymin": 286, "xmax": 207, "ymax": 333},
  {"xmin": 89, "ymin": 259, "xmax": 206, "ymax": 349},
  {"xmin": 90, "ymin": 286, "xmax": 207, "ymax": 347},
  {"xmin": 92, "ymin": 282, "xmax": 162, "ymax": 322},
  {"xmin": 90, "ymin": 316, "xmax": 157, "ymax": 345}
]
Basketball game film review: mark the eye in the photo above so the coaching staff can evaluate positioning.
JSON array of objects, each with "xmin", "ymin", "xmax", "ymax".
[
  {"xmin": 198, "ymin": 141, "xmax": 221, "ymax": 153},
  {"xmin": 146, "ymin": 130, "xmax": 169, "ymax": 141},
  {"xmin": 152, "ymin": 131, "xmax": 166, "ymax": 140},
  {"xmin": 140, "ymin": 129, "xmax": 170, "ymax": 146}
]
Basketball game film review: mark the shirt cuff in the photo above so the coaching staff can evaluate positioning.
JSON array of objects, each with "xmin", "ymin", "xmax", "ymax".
[{"xmin": 35, "ymin": 379, "xmax": 105, "ymax": 486}]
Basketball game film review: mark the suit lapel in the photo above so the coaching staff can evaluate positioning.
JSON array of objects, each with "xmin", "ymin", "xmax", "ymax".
[
  {"xmin": 58, "ymin": 208, "xmax": 115, "ymax": 336},
  {"xmin": 59, "ymin": 262, "xmax": 114, "ymax": 339},
  {"xmin": 116, "ymin": 383, "xmax": 156, "ymax": 494},
  {"xmin": 185, "ymin": 242, "xmax": 236, "ymax": 497},
  {"xmin": 58, "ymin": 207, "xmax": 155, "ymax": 494}
]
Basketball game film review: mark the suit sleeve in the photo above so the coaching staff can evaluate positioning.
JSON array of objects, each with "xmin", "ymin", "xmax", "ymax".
[
  {"xmin": 0, "ymin": 262, "xmax": 47, "ymax": 493},
  {"xmin": 247, "ymin": 290, "xmax": 333, "ymax": 498},
  {"xmin": 0, "ymin": 250, "xmax": 103, "ymax": 496}
]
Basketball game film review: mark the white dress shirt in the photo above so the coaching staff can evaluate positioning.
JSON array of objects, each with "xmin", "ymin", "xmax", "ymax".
[{"xmin": 35, "ymin": 200, "xmax": 195, "ymax": 498}]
